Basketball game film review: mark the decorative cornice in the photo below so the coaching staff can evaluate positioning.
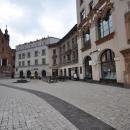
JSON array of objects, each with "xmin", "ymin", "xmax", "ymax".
[{"xmin": 78, "ymin": 0, "xmax": 114, "ymax": 33}]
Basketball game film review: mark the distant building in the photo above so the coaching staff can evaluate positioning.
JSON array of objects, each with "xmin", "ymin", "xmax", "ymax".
[
  {"xmin": 48, "ymin": 25, "xmax": 79, "ymax": 78},
  {"xmin": 76, "ymin": 0, "xmax": 130, "ymax": 86},
  {"xmin": 15, "ymin": 37, "xmax": 59, "ymax": 78},
  {"xmin": 0, "ymin": 27, "xmax": 15, "ymax": 78}
]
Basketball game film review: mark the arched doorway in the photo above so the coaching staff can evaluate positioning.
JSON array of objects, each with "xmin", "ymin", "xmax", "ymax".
[
  {"xmin": 19, "ymin": 70, "xmax": 23, "ymax": 78},
  {"xmin": 42, "ymin": 70, "xmax": 46, "ymax": 77},
  {"xmin": 35, "ymin": 71, "xmax": 38, "ymax": 79},
  {"xmin": 60, "ymin": 69, "xmax": 63, "ymax": 76},
  {"xmin": 84, "ymin": 56, "xmax": 92, "ymax": 79},
  {"xmin": 101, "ymin": 49, "xmax": 116, "ymax": 80},
  {"xmin": 27, "ymin": 70, "xmax": 31, "ymax": 78}
]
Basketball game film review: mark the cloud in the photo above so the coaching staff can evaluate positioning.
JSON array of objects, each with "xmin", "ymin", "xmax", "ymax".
[{"xmin": 0, "ymin": 0, "xmax": 76, "ymax": 49}]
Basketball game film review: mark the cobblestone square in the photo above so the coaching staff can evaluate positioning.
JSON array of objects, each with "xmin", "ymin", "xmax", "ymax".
[{"xmin": 0, "ymin": 79, "xmax": 130, "ymax": 130}]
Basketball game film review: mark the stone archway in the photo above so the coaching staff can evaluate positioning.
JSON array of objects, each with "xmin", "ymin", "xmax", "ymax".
[
  {"xmin": 34, "ymin": 71, "xmax": 38, "ymax": 79},
  {"xmin": 27, "ymin": 70, "xmax": 31, "ymax": 78},
  {"xmin": 42, "ymin": 70, "xmax": 46, "ymax": 77},
  {"xmin": 100, "ymin": 49, "xmax": 116, "ymax": 80},
  {"xmin": 84, "ymin": 56, "xmax": 92, "ymax": 79},
  {"xmin": 19, "ymin": 70, "xmax": 23, "ymax": 78}
]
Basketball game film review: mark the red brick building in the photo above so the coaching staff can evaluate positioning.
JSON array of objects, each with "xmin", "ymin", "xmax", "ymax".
[{"xmin": 0, "ymin": 27, "xmax": 15, "ymax": 78}]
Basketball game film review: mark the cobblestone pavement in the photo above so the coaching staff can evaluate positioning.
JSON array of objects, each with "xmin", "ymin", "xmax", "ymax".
[
  {"xmin": 0, "ymin": 79, "xmax": 130, "ymax": 130},
  {"xmin": 0, "ymin": 85, "xmax": 78, "ymax": 130}
]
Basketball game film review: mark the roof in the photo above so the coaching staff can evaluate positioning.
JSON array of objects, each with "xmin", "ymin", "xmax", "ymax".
[{"xmin": 48, "ymin": 24, "xmax": 77, "ymax": 48}]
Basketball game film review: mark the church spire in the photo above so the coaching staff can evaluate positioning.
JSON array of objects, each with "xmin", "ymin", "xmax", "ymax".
[{"xmin": 4, "ymin": 25, "xmax": 9, "ymax": 41}]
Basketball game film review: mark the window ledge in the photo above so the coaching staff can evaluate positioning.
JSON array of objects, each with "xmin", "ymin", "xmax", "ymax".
[
  {"xmin": 81, "ymin": 44, "xmax": 91, "ymax": 52},
  {"xmin": 95, "ymin": 32, "xmax": 115, "ymax": 45}
]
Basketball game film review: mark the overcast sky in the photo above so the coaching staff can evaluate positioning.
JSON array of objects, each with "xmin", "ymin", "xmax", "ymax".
[{"xmin": 0, "ymin": 0, "xmax": 77, "ymax": 49}]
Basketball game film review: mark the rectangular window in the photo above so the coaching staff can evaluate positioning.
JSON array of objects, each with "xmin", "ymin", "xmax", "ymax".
[
  {"xmin": 42, "ymin": 49, "xmax": 46, "ymax": 56},
  {"xmin": 72, "ymin": 38, "xmax": 75, "ymax": 48},
  {"xmin": 67, "ymin": 54, "xmax": 71, "ymax": 61},
  {"xmin": 22, "ymin": 53, "xmax": 25, "ymax": 59},
  {"xmin": 80, "ymin": 9, "xmax": 86, "ymax": 22},
  {"xmin": 19, "ymin": 61, "xmax": 21, "ymax": 67},
  {"xmin": 60, "ymin": 47, "xmax": 62, "ymax": 54},
  {"xmin": 42, "ymin": 58, "xmax": 46, "ymax": 65},
  {"xmin": 83, "ymin": 29, "xmax": 91, "ymax": 48},
  {"xmin": 27, "ymin": 52, "xmax": 31, "ymax": 58},
  {"xmin": 53, "ymin": 49, "xmax": 56, "ymax": 55},
  {"xmin": 35, "ymin": 59, "xmax": 38, "ymax": 65},
  {"xmin": 97, "ymin": 10, "xmax": 113, "ymax": 39},
  {"xmin": 22, "ymin": 61, "xmax": 25, "ymax": 66},
  {"xmin": 67, "ymin": 41, "xmax": 70, "ymax": 50},
  {"xmin": 19, "ymin": 54, "xmax": 21, "ymax": 59},
  {"xmin": 35, "ymin": 51, "xmax": 38, "ymax": 57},
  {"xmin": 53, "ymin": 59, "xmax": 56, "ymax": 65},
  {"xmin": 63, "ymin": 45, "xmax": 65, "ymax": 52},
  {"xmin": 27, "ymin": 60, "xmax": 30, "ymax": 66}
]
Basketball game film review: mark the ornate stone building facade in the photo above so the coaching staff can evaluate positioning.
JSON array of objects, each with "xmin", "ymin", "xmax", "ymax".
[
  {"xmin": 0, "ymin": 28, "xmax": 15, "ymax": 78},
  {"xmin": 76, "ymin": 0, "xmax": 130, "ymax": 86}
]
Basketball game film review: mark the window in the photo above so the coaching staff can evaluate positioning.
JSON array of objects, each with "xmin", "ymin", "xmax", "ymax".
[
  {"xmin": 19, "ymin": 54, "xmax": 21, "ymax": 59},
  {"xmin": 22, "ymin": 53, "xmax": 25, "ymax": 59},
  {"xmin": 35, "ymin": 51, "xmax": 38, "ymax": 57},
  {"xmin": 27, "ymin": 52, "xmax": 31, "ymax": 58},
  {"xmin": 83, "ymin": 29, "xmax": 91, "ymax": 47},
  {"xmin": 97, "ymin": 10, "xmax": 113, "ymax": 39},
  {"xmin": 101, "ymin": 49, "xmax": 116, "ymax": 80},
  {"xmin": 80, "ymin": 0, "xmax": 83, "ymax": 5},
  {"xmin": 67, "ymin": 42, "xmax": 70, "ymax": 50},
  {"xmin": 53, "ymin": 59, "xmax": 56, "ymax": 65},
  {"xmin": 22, "ymin": 61, "xmax": 25, "ymax": 66},
  {"xmin": 80, "ymin": 9, "xmax": 86, "ymax": 22},
  {"xmin": 19, "ymin": 61, "xmax": 21, "ymax": 67},
  {"xmin": 72, "ymin": 52, "xmax": 76, "ymax": 60},
  {"xmin": 72, "ymin": 38, "xmax": 75, "ymax": 48},
  {"xmin": 67, "ymin": 54, "xmax": 71, "ymax": 61},
  {"xmin": 60, "ymin": 47, "xmax": 62, "ymax": 54},
  {"xmin": 64, "ymin": 69, "xmax": 66, "ymax": 76},
  {"xmin": 42, "ymin": 58, "xmax": 46, "ymax": 65},
  {"xmin": 53, "ymin": 49, "xmax": 56, "ymax": 55},
  {"xmin": 63, "ymin": 45, "xmax": 65, "ymax": 53},
  {"xmin": 35, "ymin": 59, "xmax": 38, "ymax": 65},
  {"xmin": 42, "ymin": 49, "xmax": 46, "ymax": 56},
  {"xmin": 27, "ymin": 60, "xmax": 30, "ymax": 66}
]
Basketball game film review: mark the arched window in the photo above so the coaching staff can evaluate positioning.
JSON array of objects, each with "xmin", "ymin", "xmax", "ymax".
[
  {"xmin": 27, "ymin": 70, "xmax": 31, "ymax": 78},
  {"xmin": 97, "ymin": 10, "xmax": 113, "ymax": 39},
  {"xmin": 84, "ymin": 56, "xmax": 92, "ymax": 79},
  {"xmin": 101, "ymin": 49, "xmax": 116, "ymax": 80},
  {"xmin": 42, "ymin": 70, "xmax": 46, "ymax": 77}
]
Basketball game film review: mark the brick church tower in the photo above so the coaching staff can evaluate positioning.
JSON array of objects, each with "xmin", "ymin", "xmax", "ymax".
[{"xmin": 0, "ymin": 27, "xmax": 15, "ymax": 78}]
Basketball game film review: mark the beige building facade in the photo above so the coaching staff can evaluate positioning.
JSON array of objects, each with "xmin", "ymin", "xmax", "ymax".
[
  {"xmin": 48, "ymin": 25, "xmax": 79, "ymax": 78},
  {"xmin": 75, "ymin": 0, "xmax": 130, "ymax": 86}
]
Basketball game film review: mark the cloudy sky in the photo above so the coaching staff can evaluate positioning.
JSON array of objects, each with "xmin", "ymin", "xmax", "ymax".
[{"xmin": 0, "ymin": 0, "xmax": 77, "ymax": 49}]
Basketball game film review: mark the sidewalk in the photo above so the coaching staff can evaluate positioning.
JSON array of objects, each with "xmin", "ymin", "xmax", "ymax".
[{"xmin": 0, "ymin": 79, "xmax": 130, "ymax": 130}]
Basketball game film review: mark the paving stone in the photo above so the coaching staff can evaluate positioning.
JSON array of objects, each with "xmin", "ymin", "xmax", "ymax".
[{"xmin": 0, "ymin": 84, "xmax": 78, "ymax": 130}]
